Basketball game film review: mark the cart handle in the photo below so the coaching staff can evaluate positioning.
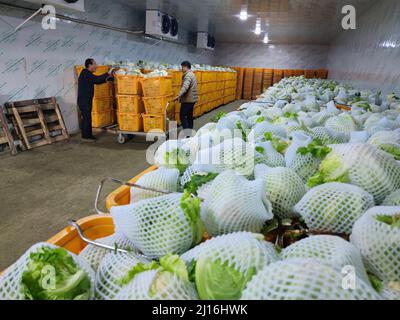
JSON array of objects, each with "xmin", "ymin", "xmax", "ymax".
[
  {"xmin": 95, "ymin": 177, "xmax": 174, "ymax": 215},
  {"xmin": 68, "ymin": 219, "xmax": 152, "ymax": 260}
]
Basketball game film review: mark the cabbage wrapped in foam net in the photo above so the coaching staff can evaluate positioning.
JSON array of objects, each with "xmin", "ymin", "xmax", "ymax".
[
  {"xmin": 381, "ymin": 189, "xmax": 400, "ymax": 206},
  {"xmin": 350, "ymin": 206, "xmax": 400, "ymax": 282},
  {"xmin": 241, "ymin": 259, "xmax": 380, "ymax": 300},
  {"xmin": 115, "ymin": 255, "xmax": 198, "ymax": 300},
  {"xmin": 325, "ymin": 113, "xmax": 356, "ymax": 141},
  {"xmin": 254, "ymin": 164, "xmax": 306, "ymax": 219},
  {"xmin": 181, "ymin": 232, "xmax": 278, "ymax": 300},
  {"xmin": 79, "ymin": 234, "xmax": 137, "ymax": 271},
  {"xmin": 95, "ymin": 252, "xmax": 149, "ymax": 300},
  {"xmin": 0, "ymin": 243, "xmax": 95, "ymax": 300},
  {"xmin": 111, "ymin": 192, "xmax": 204, "ymax": 259},
  {"xmin": 193, "ymin": 138, "xmax": 255, "ymax": 176},
  {"xmin": 294, "ymin": 182, "xmax": 375, "ymax": 234},
  {"xmin": 307, "ymin": 143, "xmax": 400, "ymax": 203},
  {"xmin": 130, "ymin": 168, "xmax": 179, "ymax": 203},
  {"xmin": 202, "ymin": 170, "xmax": 273, "ymax": 236},
  {"xmin": 281, "ymin": 235, "xmax": 369, "ymax": 283},
  {"xmin": 254, "ymin": 141, "xmax": 286, "ymax": 167}
]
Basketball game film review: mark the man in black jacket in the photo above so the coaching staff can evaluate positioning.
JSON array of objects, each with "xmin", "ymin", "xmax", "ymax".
[{"xmin": 77, "ymin": 58, "xmax": 115, "ymax": 142}]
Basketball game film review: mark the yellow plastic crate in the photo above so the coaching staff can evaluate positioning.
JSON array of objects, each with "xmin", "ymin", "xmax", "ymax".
[
  {"xmin": 115, "ymin": 75, "xmax": 143, "ymax": 95},
  {"xmin": 92, "ymin": 97, "xmax": 112, "ymax": 113},
  {"xmin": 94, "ymin": 82, "xmax": 112, "ymax": 98},
  {"xmin": 175, "ymin": 112, "xmax": 181, "ymax": 125},
  {"xmin": 92, "ymin": 110, "xmax": 115, "ymax": 128},
  {"xmin": 168, "ymin": 70, "xmax": 183, "ymax": 86},
  {"xmin": 117, "ymin": 113, "xmax": 143, "ymax": 132},
  {"xmin": 194, "ymin": 105, "xmax": 202, "ymax": 118},
  {"xmin": 216, "ymin": 72, "xmax": 225, "ymax": 82},
  {"xmin": 202, "ymin": 71, "xmax": 217, "ymax": 83},
  {"xmin": 143, "ymin": 113, "xmax": 173, "ymax": 133},
  {"xmin": 116, "ymin": 95, "xmax": 144, "ymax": 114},
  {"xmin": 216, "ymin": 81, "xmax": 225, "ymax": 91},
  {"xmin": 173, "ymin": 85, "xmax": 181, "ymax": 96},
  {"xmin": 193, "ymin": 71, "xmax": 202, "ymax": 84},
  {"xmin": 141, "ymin": 76, "xmax": 173, "ymax": 97},
  {"xmin": 143, "ymin": 95, "xmax": 173, "ymax": 115}
]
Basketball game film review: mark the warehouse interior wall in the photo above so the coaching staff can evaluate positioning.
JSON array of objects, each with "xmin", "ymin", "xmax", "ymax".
[
  {"xmin": 327, "ymin": 0, "xmax": 400, "ymax": 95},
  {"xmin": 0, "ymin": 0, "xmax": 214, "ymax": 133},
  {"xmin": 214, "ymin": 43, "xmax": 329, "ymax": 69}
]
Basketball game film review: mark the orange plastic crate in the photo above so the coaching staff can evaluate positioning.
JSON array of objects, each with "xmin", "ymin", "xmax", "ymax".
[
  {"xmin": 304, "ymin": 70, "xmax": 317, "ymax": 79},
  {"xmin": 141, "ymin": 76, "xmax": 173, "ymax": 97},
  {"xmin": 117, "ymin": 113, "xmax": 143, "ymax": 132},
  {"xmin": 92, "ymin": 110, "xmax": 115, "ymax": 128},
  {"xmin": 142, "ymin": 95, "xmax": 173, "ymax": 114},
  {"xmin": 116, "ymin": 94, "xmax": 144, "ymax": 114},
  {"xmin": 142, "ymin": 113, "xmax": 174, "ymax": 132},
  {"xmin": 92, "ymin": 97, "xmax": 113, "ymax": 113},
  {"xmin": 168, "ymin": 70, "xmax": 183, "ymax": 86},
  {"xmin": 115, "ymin": 75, "xmax": 143, "ymax": 95},
  {"xmin": 316, "ymin": 69, "xmax": 329, "ymax": 79},
  {"xmin": 193, "ymin": 71, "xmax": 202, "ymax": 84}
]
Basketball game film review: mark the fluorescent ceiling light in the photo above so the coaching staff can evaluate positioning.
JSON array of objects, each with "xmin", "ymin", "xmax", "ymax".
[
  {"xmin": 239, "ymin": 5, "xmax": 248, "ymax": 20},
  {"xmin": 263, "ymin": 33, "xmax": 269, "ymax": 43},
  {"xmin": 254, "ymin": 18, "xmax": 262, "ymax": 35}
]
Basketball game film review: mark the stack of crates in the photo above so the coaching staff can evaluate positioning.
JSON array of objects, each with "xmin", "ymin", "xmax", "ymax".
[
  {"xmin": 293, "ymin": 69, "xmax": 305, "ymax": 76},
  {"xmin": 283, "ymin": 69, "xmax": 294, "ymax": 78},
  {"xmin": 243, "ymin": 68, "xmax": 254, "ymax": 100},
  {"xmin": 223, "ymin": 71, "xmax": 237, "ymax": 104},
  {"xmin": 75, "ymin": 65, "xmax": 115, "ymax": 128},
  {"xmin": 168, "ymin": 70, "xmax": 183, "ymax": 124},
  {"xmin": 141, "ymin": 76, "xmax": 174, "ymax": 133},
  {"xmin": 273, "ymin": 69, "xmax": 283, "ymax": 84},
  {"xmin": 252, "ymin": 68, "xmax": 264, "ymax": 99},
  {"xmin": 304, "ymin": 70, "xmax": 317, "ymax": 79},
  {"xmin": 115, "ymin": 74, "xmax": 144, "ymax": 132},
  {"xmin": 316, "ymin": 69, "xmax": 329, "ymax": 79},
  {"xmin": 231, "ymin": 67, "xmax": 244, "ymax": 100},
  {"xmin": 262, "ymin": 69, "xmax": 274, "ymax": 91}
]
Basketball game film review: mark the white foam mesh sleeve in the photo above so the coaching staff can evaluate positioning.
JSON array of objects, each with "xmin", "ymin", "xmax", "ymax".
[
  {"xmin": 382, "ymin": 189, "xmax": 400, "ymax": 206},
  {"xmin": 0, "ymin": 242, "xmax": 95, "ymax": 300},
  {"xmin": 79, "ymin": 234, "xmax": 136, "ymax": 271},
  {"xmin": 130, "ymin": 168, "xmax": 179, "ymax": 204},
  {"xmin": 350, "ymin": 206, "xmax": 400, "ymax": 282},
  {"xmin": 254, "ymin": 164, "xmax": 306, "ymax": 219},
  {"xmin": 294, "ymin": 182, "xmax": 375, "ymax": 234},
  {"xmin": 114, "ymin": 269, "xmax": 198, "ymax": 300},
  {"xmin": 241, "ymin": 258, "xmax": 380, "ymax": 300},
  {"xmin": 202, "ymin": 171, "xmax": 273, "ymax": 236},
  {"xmin": 281, "ymin": 235, "xmax": 369, "ymax": 283},
  {"xmin": 181, "ymin": 232, "xmax": 278, "ymax": 276},
  {"xmin": 327, "ymin": 144, "xmax": 400, "ymax": 204},
  {"xmin": 95, "ymin": 252, "xmax": 150, "ymax": 300},
  {"xmin": 112, "ymin": 193, "xmax": 195, "ymax": 259}
]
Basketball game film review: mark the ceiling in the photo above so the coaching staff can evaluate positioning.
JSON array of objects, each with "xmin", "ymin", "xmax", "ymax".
[{"xmin": 116, "ymin": 0, "xmax": 376, "ymax": 45}]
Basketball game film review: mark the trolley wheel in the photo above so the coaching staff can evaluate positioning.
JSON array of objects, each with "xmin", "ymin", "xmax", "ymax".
[{"xmin": 117, "ymin": 134, "xmax": 128, "ymax": 144}]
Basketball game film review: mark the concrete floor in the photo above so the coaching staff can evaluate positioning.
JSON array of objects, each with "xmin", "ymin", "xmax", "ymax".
[{"xmin": 0, "ymin": 100, "xmax": 243, "ymax": 270}]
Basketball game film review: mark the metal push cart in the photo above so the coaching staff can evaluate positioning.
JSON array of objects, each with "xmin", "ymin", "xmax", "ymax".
[{"xmin": 106, "ymin": 101, "xmax": 175, "ymax": 144}]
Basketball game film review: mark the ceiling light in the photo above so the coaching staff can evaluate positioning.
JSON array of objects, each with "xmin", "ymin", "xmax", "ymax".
[
  {"xmin": 254, "ymin": 18, "xmax": 262, "ymax": 35},
  {"xmin": 263, "ymin": 33, "xmax": 269, "ymax": 43},
  {"xmin": 239, "ymin": 5, "xmax": 248, "ymax": 21}
]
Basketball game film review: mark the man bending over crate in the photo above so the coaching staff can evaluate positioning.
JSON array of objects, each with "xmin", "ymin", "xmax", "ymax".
[
  {"xmin": 174, "ymin": 61, "xmax": 198, "ymax": 133},
  {"xmin": 77, "ymin": 58, "xmax": 116, "ymax": 142}
]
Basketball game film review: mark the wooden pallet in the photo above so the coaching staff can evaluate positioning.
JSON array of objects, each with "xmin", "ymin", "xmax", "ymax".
[
  {"xmin": 5, "ymin": 97, "xmax": 69, "ymax": 150},
  {"xmin": 0, "ymin": 107, "xmax": 18, "ymax": 155}
]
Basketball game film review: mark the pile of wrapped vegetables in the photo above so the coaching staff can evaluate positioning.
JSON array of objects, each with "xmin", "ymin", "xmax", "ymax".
[{"xmin": 1, "ymin": 76, "xmax": 399, "ymax": 300}]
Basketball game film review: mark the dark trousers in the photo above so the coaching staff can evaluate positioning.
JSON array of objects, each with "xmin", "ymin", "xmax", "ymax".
[
  {"xmin": 180, "ymin": 102, "xmax": 195, "ymax": 130},
  {"xmin": 78, "ymin": 97, "xmax": 93, "ymax": 139}
]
